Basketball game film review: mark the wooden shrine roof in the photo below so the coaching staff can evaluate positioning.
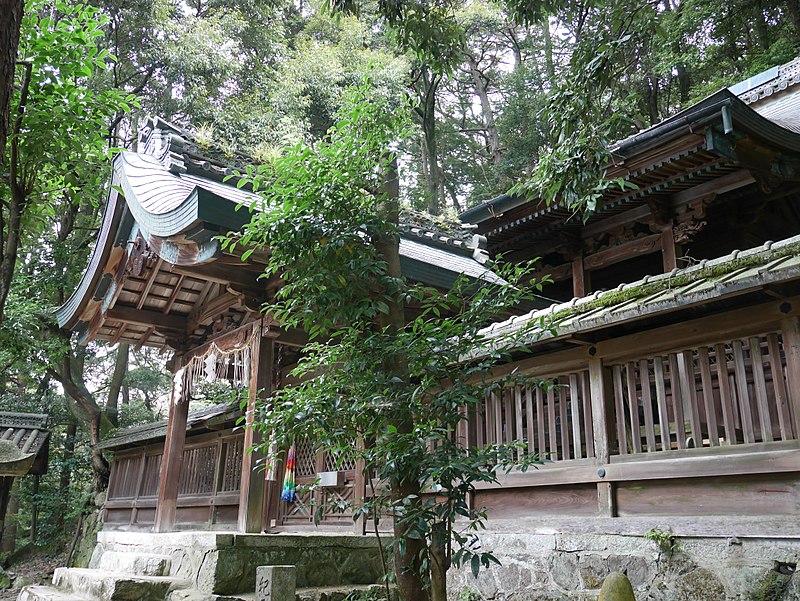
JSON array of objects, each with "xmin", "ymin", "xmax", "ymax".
[
  {"xmin": 0, "ymin": 412, "xmax": 50, "ymax": 476},
  {"xmin": 57, "ymin": 120, "xmax": 501, "ymax": 351},
  {"xmin": 98, "ymin": 402, "xmax": 239, "ymax": 451},
  {"xmin": 460, "ymin": 57, "xmax": 800, "ymax": 250},
  {"xmin": 474, "ymin": 233, "xmax": 800, "ymax": 358}
]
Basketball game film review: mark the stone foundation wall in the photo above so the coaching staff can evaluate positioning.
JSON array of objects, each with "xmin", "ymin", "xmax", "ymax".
[{"xmin": 447, "ymin": 518, "xmax": 800, "ymax": 601}]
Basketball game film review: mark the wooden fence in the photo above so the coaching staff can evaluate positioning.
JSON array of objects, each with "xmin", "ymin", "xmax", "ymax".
[
  {"xmin": 104, "ymin": 430, "xmax": 244, "ymax": 528},
  {"xmin": 468, "ymin": 305, "xmax": 800, "ymax": 519}
]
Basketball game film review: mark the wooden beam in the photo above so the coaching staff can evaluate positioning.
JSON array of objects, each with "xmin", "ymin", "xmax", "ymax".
[
  {"xmin": 238, "ymin": 327, "xmax": 274, "ymax": 533},
  {"xmin": 581, "ymin": 204, "xmax": 653, "ymax": 239},
  {"xmin": 107, "ymin": 305, "xmax": 185, "ymax": 331},
  {"xmin": 596, "ymin": 299, "xmax": 800, "ymax": 364},
  {"xmin": 154, "ymin": 368, "xmax": 189, "ymax": 532},
  {"xmin": 572, "ymin": 254, "xmax": 587, "ymax": 298},
  {"xmin": 583, "ymin": 233, "xmax": 662, "ymax": 272},
  {"xmin": 672, "ymin": 169, "xmax": 755, "ymax": 206},
  {"xmin": 171, "ymin": 262, "xmax": 263, "ymax": 292},
  {"xmin": 661, "ymin": 226, "xmax": 677, "ymax": 272}
]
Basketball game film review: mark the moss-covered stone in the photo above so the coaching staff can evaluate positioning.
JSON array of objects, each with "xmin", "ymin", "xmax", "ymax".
[
  {"xmin": 748, "ymin": 569, "xmax": 792, "ymax": 601},
  {"xmin": 598, "ymin": 572, "xmax": 635, "ymax": 601}
]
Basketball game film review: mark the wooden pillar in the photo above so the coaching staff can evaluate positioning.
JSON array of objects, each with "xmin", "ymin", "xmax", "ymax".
[
  {"xmin": 238, "ymin": 327, "xmax": 274, "ymax": 533},
  {"xmin": 781, "ymin": 317, "xmax": 800, "ymax": 439},
  {"xmin": 661, "ymin": 226, "xmax": 678, "ymax": 272},
  {"xmin": 572, "ymin": 255, "xmax": 589, "ymax": 298},
  {"xmin": 154, "ymin": 366, "xmax": 189, "ymax": 533},
  {"xmin": 589, "ymin": 358, "xmax": 616, "ymax": 517}
]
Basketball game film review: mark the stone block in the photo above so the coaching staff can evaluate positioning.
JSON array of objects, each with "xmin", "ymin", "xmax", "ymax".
[
  {"xmin": 256, "ymin": 565, "xmax": 296, "ymax": 601},
  {"xmin": 97, "ymin": 551, "xmax": 172, "ymax": 576}
]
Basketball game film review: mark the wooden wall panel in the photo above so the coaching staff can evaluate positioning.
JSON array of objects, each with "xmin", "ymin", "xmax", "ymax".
[
  {"xmin": 476, "ymin": 484, "xmax": 597, "ymax": 518},
  {"xmin": 616, "ymin": 473, "xmax": 800, "ymax": 516}
]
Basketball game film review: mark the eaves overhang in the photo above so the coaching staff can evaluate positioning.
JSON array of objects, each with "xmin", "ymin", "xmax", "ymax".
[{"xmin": 459, "ymin": 89, "xmax": 800, "ymax": 234}]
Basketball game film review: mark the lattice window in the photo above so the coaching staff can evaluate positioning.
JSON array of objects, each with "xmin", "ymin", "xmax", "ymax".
[
  {"xmin": 294, "ymin": 438, "xmax": 317, "ymax": 477},
  {"xmin": 139, "ymin": 454, "xmax": 162, "ymax": 497}
]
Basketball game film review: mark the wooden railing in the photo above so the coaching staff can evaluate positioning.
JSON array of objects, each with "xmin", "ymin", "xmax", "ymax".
[
  {"xmin": 608, "ymin": 332, "xmax": 797, "ymax": 455},
  {"xmin": 104, "ymin": 430, "xmax": 244, "ymax": 527},
  {"xmin": 472, "ymin": 372, "xmax": 595, "ymax": 461},
  {"xmin": 467, "ymin": 306, "xmax": 800, "ymax": 518}
]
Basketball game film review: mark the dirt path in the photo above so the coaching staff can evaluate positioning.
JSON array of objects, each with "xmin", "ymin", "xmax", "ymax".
[{"xmin": 0, "ymin": 551, "xmax": 66, "ymax": 600}]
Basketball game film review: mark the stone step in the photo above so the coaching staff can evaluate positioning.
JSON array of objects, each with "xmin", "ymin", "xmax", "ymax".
[
  {"xmin": 53, "ymin": 567, "xmax": 189, "ymax": 601},
  {"xmin": 17, "ymin": 585, "xmax": 93, "ymax": 601},
  {"xmin": 295, "ymin": 584, "xmax": 394, "ymax": 601},
  {"xmin": 97, "ymin": 551, "xmax": 172, "ymax": 577}
]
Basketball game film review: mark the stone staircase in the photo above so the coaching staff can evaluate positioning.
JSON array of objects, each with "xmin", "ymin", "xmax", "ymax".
[
  {"xmin": 16, "ymin": 531, "xmax": 391, "ymax": 601},
  {"xmin": 18, "ymin": 550, "xmax": 194, "ymax": 601}
]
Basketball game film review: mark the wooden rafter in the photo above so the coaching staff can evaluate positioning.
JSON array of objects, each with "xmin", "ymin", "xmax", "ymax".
[
  {"xmin": 137, "ymin": 258, "xmax": 164, "ymax": 310},
  {"xmin": 163, "ymin": 274, "xmax": 186, "ymax": 315},
  {"xmin": 107, "ymin": 305, "xmax": 185, "ymax": 331}
]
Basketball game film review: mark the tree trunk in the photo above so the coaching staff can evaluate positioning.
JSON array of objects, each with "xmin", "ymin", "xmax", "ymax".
[
  {"xmin": 414, "ymin": 67, "xmax": 442, "ymax": 216},
  {"xmin": 543, "ymin": 21, "xmax": 555, "ymax": 79},
  {"xmin": 466, "ymin": 54, "xmax": 502, "ymax": 166},
  {"xmin": 374, "ymin": 159, "xmax": 429, "ymax": 601},
  {"xmin": 30, "ymin": 475, "xmax": 39, "ymax": 543},
  {"xmin": 429, "ymin": 520, "xmax": 450, "ymax": 601},
  {"xmin": 106, "ymin": 342, "xmax": 129, "ymax": 427},
  {"xmin": 49, "ymin": 344, "xmax": 110, "ymax": 490},
  {"xmin": 56, "ymin": 421, "xmax": 77, "ymax": 531},
  {"xmin": 1, "ymin": 477, "xmax": 19, "ymax": 554},
  {"xmin": 0, "ymin": 0, "xmax": 23, "ymax": 159}
]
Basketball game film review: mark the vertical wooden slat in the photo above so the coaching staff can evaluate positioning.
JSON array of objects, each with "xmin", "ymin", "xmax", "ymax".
[
  {"xmin": 677, "ymin": 352, "xmax": 702, "ymax": 447},
  {"xmin": 639, "ymin": 360, "xmax": 657, "ymax": 452},
  {"xmin": 476, "ymin": 397, "xmax": 485, "ymax": 449},
  {"xmin": 780, "ymin": 317, "xmax": 800, "ymax": 441},
  {"xmin": 625, "ymin": 362, "xmax": 642, "ymax": 453},
  {"xmin": 749, "ymin": 337, "xmax": 773, "ymax": 442},
  {"xmin": 525, "ymin": 387, "xmax": 536, "ymax": 455},
  {"xmin": 558, "ymin": 378, "xmax": 571, "ymax": 460},
  {"xmin": 569, "ymin": 374, "xmax": 582, "ymax": 459},
  {"xmin": 714, "ymin": 343, "xmax": 737, "ymax": 444},
  {"xmin": 503, "ymin": 388, "xmax": 513, "ymax": 444},
  {"xmin": 611, "ymin": 365, "xmax": 628, "ymax": 455},
  {"xmin": 514, "ymin": 387, "xmax": 524, "ymax": 460},
  {"xmin": 485, "ymin": 392, "xmax": 495, "ymax": 445},
  {"xmin": 667, "ymin": 353, "xmax": 687, "ymax": 449},
  {"xmin": 493, "ymin": 392, "xmax": 503, "ymax": 445},
  {"xmin": 547, "ymin": 386, "xmax": 558, "ymax": 460},
  {"xmin": 581, "ymin": 371, "xmax": 595, "ymax": 458},
  {"xmin": 653, "ymin": 357, "xmax": 672, "ymax": 451},
  {"xmin": 696, "ymin": 347, "xmax": 719, "ymax": 446},
  {"xmin": 536, "ymin": 386, "xmax": 546, "ymax": 457},
  {"xmin": 588, "ymin": 359, "xmax": 613, "ymax": 464},
  {"xmin": 732, "ymin": 340, "xmax": 755, "ymax": 444},
  {"xmin": 767, "ymin": 333, "xmax": 793, "ymax": 439}
]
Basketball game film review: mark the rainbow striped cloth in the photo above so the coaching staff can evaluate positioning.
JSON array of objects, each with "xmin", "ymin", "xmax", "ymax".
[{"xmin": 281, "ymin": 446, "xmax": 296, "ymax": 503}]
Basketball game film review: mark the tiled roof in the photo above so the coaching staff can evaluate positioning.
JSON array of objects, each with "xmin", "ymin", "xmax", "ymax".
[
  {"xmin": 98, "ymin": 402, "xmax": 239, "ymax": 450},
  {"xmin": 480, "ymin": 234, "xmax": 800, "ymax": 348},
  {"xmin": 0, "ymin": 412, "xmax": 50, "ymax": 476}
]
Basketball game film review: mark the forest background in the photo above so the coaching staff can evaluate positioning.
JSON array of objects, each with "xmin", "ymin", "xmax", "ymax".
[{"xmin": 0, "ymin": 0, "xmax": 798, "ymax": 576}]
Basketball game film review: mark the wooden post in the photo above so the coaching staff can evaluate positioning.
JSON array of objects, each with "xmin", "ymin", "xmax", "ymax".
[
  {"xmin": 154, "ymin": 366, "xmax": 189, "ymax": 533},
  {"xmin": 661, "ymin": 226, "xmax": 677, "ymax": 272},
  {"xmin": 572, "ymin": 255, "xmax": 588, "ymax": 298},
  {"xmin": 353, "ymin": 437, "xmax": 367, "ymax": 535},
  {"xmin": 589, "ymin": 358, "xmax": 616, "ymax": 517},
  {"xmin": 238, "ymin": 327, "xmax": 274, "ymax": 533},
  {"xmin": 780, "ymin": 317, "xmax": 800, "ymax": 439}
]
